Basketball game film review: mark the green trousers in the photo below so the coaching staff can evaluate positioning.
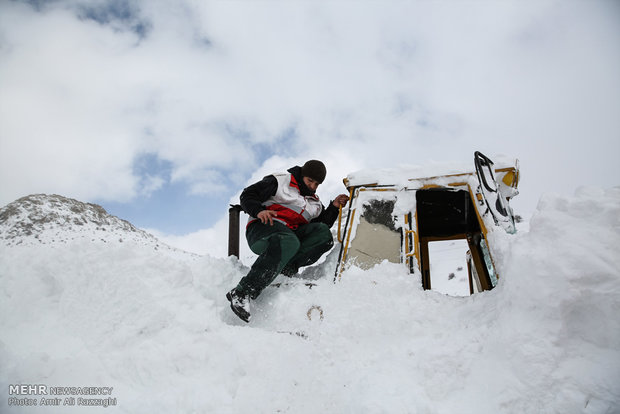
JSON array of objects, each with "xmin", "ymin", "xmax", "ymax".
[{"xmin": 235, "ymin": 221, "xmax": 334, "ymax": 299}]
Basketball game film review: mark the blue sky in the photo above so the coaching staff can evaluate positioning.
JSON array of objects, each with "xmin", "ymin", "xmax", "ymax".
[
  {"xmin": 1, "ymin": 0, "xmax": 619, "ymax": 255},
  {"xmin": 103, "ymin": 153, "xmax": 218, "ymax": 234}
]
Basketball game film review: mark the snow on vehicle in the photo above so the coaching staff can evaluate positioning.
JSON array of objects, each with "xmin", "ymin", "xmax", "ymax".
[{"xmin": 334, "ymin": 151, "xmax": 520, "ymax": 294}]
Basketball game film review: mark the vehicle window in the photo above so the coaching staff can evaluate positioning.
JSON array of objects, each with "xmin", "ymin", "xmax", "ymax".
[{"xmin": 348, "ymin": 199, "xmax": 401, "ymax": 269}]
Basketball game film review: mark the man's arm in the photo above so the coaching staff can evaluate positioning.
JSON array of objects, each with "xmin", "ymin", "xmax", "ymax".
[
  {"xmin": 312, "ymin": 195, "xmax": 349, "ymax": 228},
  {"xmin": 239, "ymin": 175, "xmax": 278, "ymax": 217},
  {"xmin": 312, "ymin": 203, "xmax": 339, "ymax": 228}
]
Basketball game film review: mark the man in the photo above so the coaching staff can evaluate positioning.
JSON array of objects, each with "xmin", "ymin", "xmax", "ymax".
[{"xmin": 226, "ymin": 160, "xmax": 349, "ymax": 322}]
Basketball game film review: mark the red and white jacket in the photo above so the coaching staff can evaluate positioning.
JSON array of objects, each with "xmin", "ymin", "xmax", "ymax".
[{"xmin": 247, "ymin": 173, "xmax": 323, "ymax": 229}]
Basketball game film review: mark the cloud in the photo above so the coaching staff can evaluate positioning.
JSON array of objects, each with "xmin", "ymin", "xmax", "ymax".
[
  {"xmin": 0, "ymin": 2, "xmax": 143, "ymax": 202},
  {"xmin": 1, "ymin": 0, "xmax": 618, "ymax": 246}
]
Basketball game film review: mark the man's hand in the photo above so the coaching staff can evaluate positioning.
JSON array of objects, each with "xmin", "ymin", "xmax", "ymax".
[
  {"xmin": 257, "ymin": 210, "xmax": 278, "ymax": 226},
  {"xmin": 332, "ymin": 194, "xmax": 350, "ymax": 208}
]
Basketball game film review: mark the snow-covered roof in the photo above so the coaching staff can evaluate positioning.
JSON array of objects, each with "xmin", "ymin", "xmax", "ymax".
[{"xmin": 344, "ymin": 155, "xmax": 518, "ymax": 188}]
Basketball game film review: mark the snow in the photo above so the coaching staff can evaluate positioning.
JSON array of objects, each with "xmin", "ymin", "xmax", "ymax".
[
  {"xmin": 428, "ymin": 239, "xmax": 471, "ymax": 297},
  {"xmin": 1, "ymin": 186, "xmax": 620, "ymax": 413},
  {"xmin": 0, "ymin": 194, "xmax": 162, "ymax": 248},
  {"xmin": 345, "ymin": 154, "xmax": 518, "ymax": 188}
]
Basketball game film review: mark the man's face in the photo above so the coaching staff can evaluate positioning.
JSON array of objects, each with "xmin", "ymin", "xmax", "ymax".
[{"xmin": 303, "ymin": 176, "xmax": 320, "ymax": 192}]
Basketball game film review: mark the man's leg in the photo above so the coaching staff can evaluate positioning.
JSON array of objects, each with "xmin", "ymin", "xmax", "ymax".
[
  {"xmin": 282, "ymin": 222, "xmax": 333, "ymax": 275},
  {"xmin": 235, "ymin": 221, "xmax": 301, "ymax": 299}
]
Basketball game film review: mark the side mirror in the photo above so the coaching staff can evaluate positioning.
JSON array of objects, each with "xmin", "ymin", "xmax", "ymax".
[{"xmin": 474, "ymin": 151, "xmax": 516, "ymax": 234}]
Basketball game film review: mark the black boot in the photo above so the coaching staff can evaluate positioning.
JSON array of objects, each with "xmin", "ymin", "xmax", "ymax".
[{"xmin": 226, "ymin": 289, "xmax": 251, "ymax": 323}]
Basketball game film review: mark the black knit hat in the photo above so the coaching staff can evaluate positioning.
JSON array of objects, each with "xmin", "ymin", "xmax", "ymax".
[{"xmin": 301, "ymin": 160, "xmax": 327, "ymax": 183}]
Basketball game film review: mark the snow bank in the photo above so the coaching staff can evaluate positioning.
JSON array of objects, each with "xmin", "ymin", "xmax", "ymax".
[{"xmin": 1, "ymin": 187, "xmax": 619, "ymax": 413}]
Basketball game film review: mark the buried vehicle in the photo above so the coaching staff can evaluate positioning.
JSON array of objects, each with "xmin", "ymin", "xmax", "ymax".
[{"xmin": 334, "ymin": 152, "xmax": 520, "ymax": 294}]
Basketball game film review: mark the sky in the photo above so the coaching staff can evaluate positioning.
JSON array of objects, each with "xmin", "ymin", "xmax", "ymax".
[{"xmin": 1, "ymin": 0, "xmax": 619, "ymax": 256}]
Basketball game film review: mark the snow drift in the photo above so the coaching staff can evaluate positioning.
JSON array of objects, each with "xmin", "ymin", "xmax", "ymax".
[{"xmin": 1, "ymin": 189, "xmax": 619, "ymax": 413}]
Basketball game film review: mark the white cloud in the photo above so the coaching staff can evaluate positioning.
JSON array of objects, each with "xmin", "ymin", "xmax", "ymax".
[
  {"xmin": 148, "ymin": 218, "xmax": 229, "ymax": 258},
  {"xmin": 1, "ymin": 0, "xmax": 618, "ymax": 241},
  {"xmin": 0, "ymin": 2, "xmax": 145, "ymax": 202},
  {"xmin": 139, "ymin": 173, "xmax": 164, "ymax": 197}
]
